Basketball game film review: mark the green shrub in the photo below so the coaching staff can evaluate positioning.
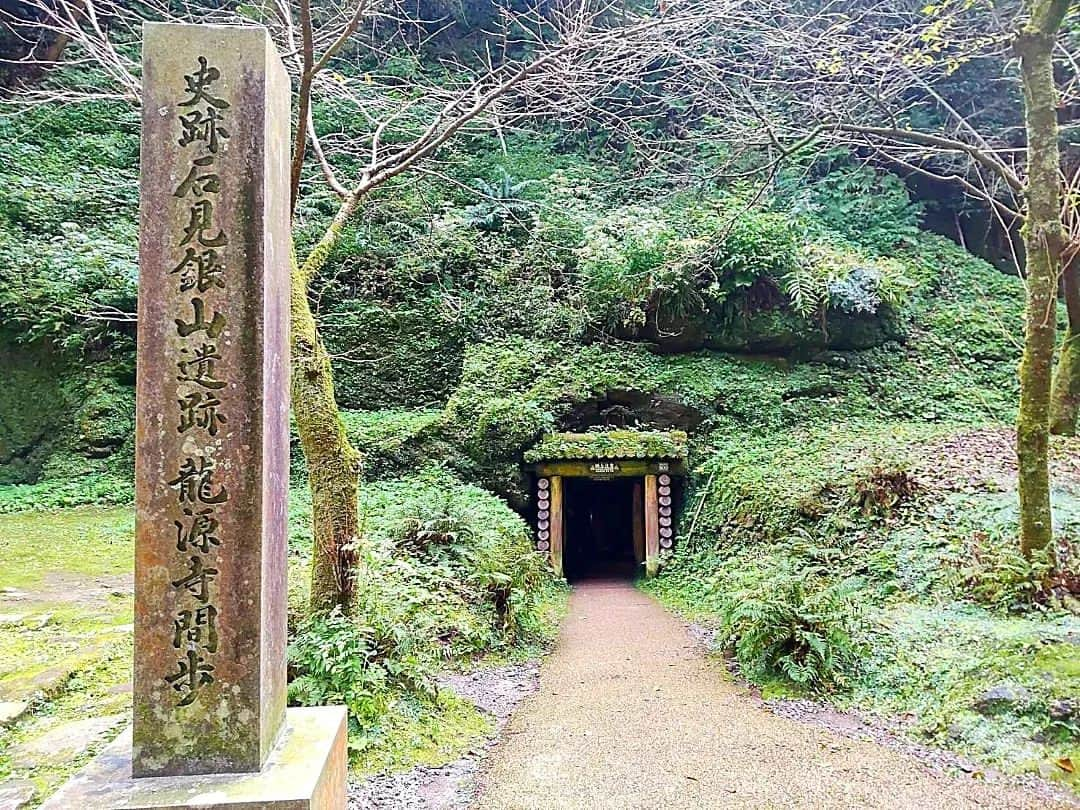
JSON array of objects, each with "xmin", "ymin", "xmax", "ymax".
[
  {"xmin": 571, "ymin": 200, "xmax": 805, "ymax": 335},
  {"xmin": 289, "ymin": 606, "xmax": 432, "ymax": 727},
  {"xmin": 705, "ymin": 210, "xmax": 801, "ymax": 322},
  {"xmin": 782, "ymin": 162, "xmax": 922, "ymax": 252},
  {"xmin": 0, "ymin": 474, "xmax": 133, "ymax": 513},
  {"xmin": 0, "ymin": 103, "xmax": 139, "ymax": 352},
  {"xmin": 575, "ymin": 205, "xmax": 678, "ymax": 332},
  {"xmin": 717, "ymin": 563, "xmax": 865, "ymax": 690},
  {"xmin": 469, "ymin": 397, "xmax": 552, "ymax": 461},
  {"xmin": 461, "ymin": 170, "xmax": 537, "ymax": 233},
  {"xmin": 356, "ymin": 468, "xmax": 557, "ymax": 649},
  {"xmin": 784, "ymin": 242, "xmax": 914, "ymax": 321},
  {"xmin": 335, "ymin": 409, "xmax": 447, "ymax": 481}
]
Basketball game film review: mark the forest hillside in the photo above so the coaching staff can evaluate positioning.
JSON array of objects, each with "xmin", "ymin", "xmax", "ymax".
[{"xmin": 1, "ymin": 0, "xmax": 1079, "ymax": 805}]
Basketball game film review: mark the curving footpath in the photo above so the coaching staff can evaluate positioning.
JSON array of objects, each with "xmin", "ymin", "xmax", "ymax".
[{"xmin": 476, "ymin": 579, "xmax": 1072, "ymax": 810}]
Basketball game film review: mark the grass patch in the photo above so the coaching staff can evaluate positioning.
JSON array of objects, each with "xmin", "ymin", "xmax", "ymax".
[
  {"xmin": 848, "ymin": 605, "xmax": 1080, "ymax": 788},
  {"xmin": 650, "ymin": 419, "xmax": 1080, "ymax": 792},
  {"xmin": 0, "ymin": 506, "xmax": 132, "ymax": 588},
  {"xmin": 352, "ymin": 690, "xmax": 492, "ymax": 775}
]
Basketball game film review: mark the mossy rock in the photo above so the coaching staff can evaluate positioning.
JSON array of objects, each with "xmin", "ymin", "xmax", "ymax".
[
  {"xmin": 705, "ymin": 309, "xmax": 822, "ymax": 353},
  {"xmin": 0, "ymin": 341, "xmax": 70, "ymax": 484},
  {"xmin": 828, "ymin": 305, "xmax": 907, "ymax": 350},
  {"xmin": 704, "ymin": 307, "xmax": 904, "ymax": 355},
  {"xmin": 75, "ymin": 379, "xmax": 134, "ymax": 458}
]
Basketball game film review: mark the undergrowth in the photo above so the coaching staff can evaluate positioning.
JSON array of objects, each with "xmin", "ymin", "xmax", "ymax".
[
  {"xmin": 3, "ymin": 74, "xmax": 1077, "ymax": 798},
  {"xmin": 286, "ymin": 468, "xmax": 565, "ymax": 766}
]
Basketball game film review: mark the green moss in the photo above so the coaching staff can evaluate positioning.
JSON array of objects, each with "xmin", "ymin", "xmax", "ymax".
[
  {"xmin": 324, "ymin": 299, "xmax": 468, "ymax": 410},
  {"xmin": 0, "ymin": 342, "xmax": 69, "ymax": 484},
  {"xmin": 351, "ymin": 691, "xmax": 491, "ymax": 775},
  {"xmin": 0, "ymin": 507, "xmax": 132, "ymax": 715},
  {"xmin": 335, "ymin": 408, "xmax": 449, "ymax": 482},
  {"xmin": 848, "ymin": 606, "xmax": 1080, "ymax": 780},
  {"xmin": 0, "ymin": 636, "xmax": 131, "ymax": 800},
  {"xmin": 0, "ymin": 507, "xmax": 132, "ymax": 588},
  {"xmin": 1035, "ymin": 644, "xmax": 1080, "ymax": 679},
  {"xmin": 0, "ymin": 506, "xmax": 133, "ymax": 801},
  {"xmin": 0, "ymin": 335, "xmax": 135, "ymax": 491},
  {"xmin": 525, "ymin": 430, "xmax": 688, "ymax": 462}
]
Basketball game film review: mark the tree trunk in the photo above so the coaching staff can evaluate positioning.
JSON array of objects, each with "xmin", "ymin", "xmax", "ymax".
[
  {"xmin": 1014, "ymin": 0, "xmax": 1069, "ymax": 557},
  {"xmin": 1050, "ymin": 259, "xmax": 1080, "ymax": 435},
  {"xmin": 291, "ymin": 197, "xmax": 364, "ymax": 613}
]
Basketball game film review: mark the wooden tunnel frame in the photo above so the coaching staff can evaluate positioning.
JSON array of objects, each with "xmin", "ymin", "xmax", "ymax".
[{"xmin": 533, "ymin": 458, "xmax": 686, "ymax": 579}]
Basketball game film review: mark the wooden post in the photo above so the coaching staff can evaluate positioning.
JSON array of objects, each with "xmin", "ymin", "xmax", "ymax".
[
  {"xmin": 632, "ymin": 480, "xmax": 645, "ymax": 565},
  {"xmin": 550, "ymin": 475, "xmax": 564, "ymax": 578},
  {"xmin": 644, "ymin": 474, "xmax": 659, "ymax": 578}
]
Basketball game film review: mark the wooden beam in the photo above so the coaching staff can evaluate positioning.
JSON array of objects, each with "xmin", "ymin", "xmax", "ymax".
[
  {"xmin": 534, "ymin": 459, "xmax": 686, "ymax": 479},
  {"xmin": 550, "ymin": 475, "xmax": 564, "ymax": 579},
  {"xmin": 644, "ymin": 474, "xmax": 659, "ymax": 578},
  {"xmin": 632, "ymin": 480, "xmax": 645, "ymax": 565}
]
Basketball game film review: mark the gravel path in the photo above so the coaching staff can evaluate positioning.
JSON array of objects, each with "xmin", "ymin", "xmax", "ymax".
[{"xmin": 475, "ymin": 579, "xmax": 1074, "ymax": 809}]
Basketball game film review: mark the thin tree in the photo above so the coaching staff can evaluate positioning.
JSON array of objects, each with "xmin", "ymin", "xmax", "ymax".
[
  {"xmin": 1014, "ymin": 0, "xmax": 1073, "ymax": 553},
  {"xmin": 1050, "ymin": 258, "xmax": 1080, "ymax": 435}
]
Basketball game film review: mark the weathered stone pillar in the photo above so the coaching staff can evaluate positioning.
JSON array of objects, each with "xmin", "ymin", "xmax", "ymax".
[
  {"xmin": 44, "ymin": 22, "xmax": 346, "ymax": 810},
  {"xmin": 133, "ymin": 20, "xmax": 291, "ymax": 778},
  {"xmin": 550, "ymin": 475, "xmax": 564, "ymax": 578},
  {"xmin": 644, "ymin": 474, "xmax": 659, "ymax": 578}
]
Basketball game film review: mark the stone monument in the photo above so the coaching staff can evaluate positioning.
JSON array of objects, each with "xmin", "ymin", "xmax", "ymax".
[{"xmin": 43, "ymin": 22, "xmax": 346, "ymax": 809}]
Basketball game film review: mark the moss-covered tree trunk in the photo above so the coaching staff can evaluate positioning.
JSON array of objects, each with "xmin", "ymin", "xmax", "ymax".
[
  {"xmin": 292, "ymin": 197, "xmax": 363, "ymax": 613},
  {"xmin": 1014, "ymin": 0, "xmax": 1070, "ymax": 557},
  {"xmin": 1050, "ymin": 259, "xmax": 1080, "ymax": 435}
]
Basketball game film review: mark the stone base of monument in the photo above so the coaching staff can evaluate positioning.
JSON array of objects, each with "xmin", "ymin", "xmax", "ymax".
[{"xmin": 41, "ymin": 706, "xmax": 347, "ymax": 809}]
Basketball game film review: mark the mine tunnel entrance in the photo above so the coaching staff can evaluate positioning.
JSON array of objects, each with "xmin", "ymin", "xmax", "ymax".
[
  {"xmin": 563, "ymin": 477, "xmax": 639, "ymax": 581},
  {"xmin": 529, "ymin": 430, "xmax": 687, "ymax": 580}
]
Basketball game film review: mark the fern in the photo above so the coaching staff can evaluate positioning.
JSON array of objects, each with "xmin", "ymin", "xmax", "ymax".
[
  {"xmin": 783, "ymin": 258, "xmax": 828, "ymax": 317},
  {"xmin": 716, "ymin": 562, "xmax": 864, "ymax": 690},
  {"xmin": 462, "ymin": 169, "xmax": 536, "ymax": 232}
]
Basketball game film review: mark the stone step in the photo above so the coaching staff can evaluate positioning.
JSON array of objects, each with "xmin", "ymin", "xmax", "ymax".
[{"xmin": 10, "ymin": 713, "xmax": 126, "ymax": 770}]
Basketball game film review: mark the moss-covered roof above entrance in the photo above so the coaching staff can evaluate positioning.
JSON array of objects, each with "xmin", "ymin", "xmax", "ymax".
[{"xmin": 525, "ymin": 430, "xmax": 688, "ymax": 463}]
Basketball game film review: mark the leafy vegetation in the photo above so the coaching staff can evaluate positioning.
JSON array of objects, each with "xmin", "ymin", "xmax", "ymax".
[
  {"xmin": 286, "ymin": 468, "xmax": 564, "ymax": 763},
  {"xmin": 710, "ymin": 561, "xmax": 864, "ymax": 690},
  {"xmin": 0, "ymin": 473, "xmax": 565, "ymax": 789},
  {"xmin": 646, "ymin": 423, "xmax": 1080, "ymax": 786}
]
